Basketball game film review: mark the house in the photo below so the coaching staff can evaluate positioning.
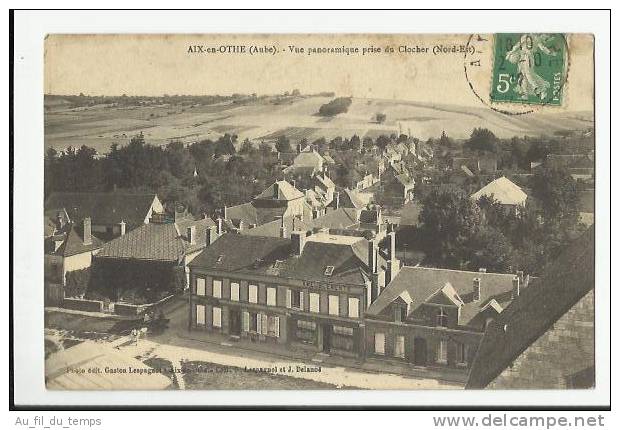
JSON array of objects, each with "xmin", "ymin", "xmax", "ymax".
[
  {"xmin": 223, "ymin": 180, "xmax": 312, "ymax": 230},
  {"xmin": 364, "ymin": 266, "xmax": 529, "ymax": 373},
  {"xmin": 44, "ymin": 192, "xmax": 164, "ymax": 240},
  {"xmin": 470, "ymin": 176, "xmax": 527, "ymax": 212},
  {"xmin": 44, "ymin": 217, "xmax": 104, "ymax": 305},
  {"xmin": 90, "ymin": 212, "xmax": 218, "ymax": 302},
  {"xmin": 46, "ymin": 341, "xmax": 172, "ymax": 390},
  {"xmin": 367, "ymin": 162, "xmax": 415, "ymax": 207},
  {"xmin": 466, "ymin": 226, "xmax": 594, "ymax": 389},
  {"xmin": 285, "ymin": 147, "xmax": 326, "ymax": 173},
  {"xmin": 187, "ymin": 229, "xmax": 399, "ymax": 358}
]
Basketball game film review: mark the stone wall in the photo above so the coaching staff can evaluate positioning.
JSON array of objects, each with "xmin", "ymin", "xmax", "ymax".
[{"xmin": 488, "ymin": 290, "xmax": 594, "ymax": 389}]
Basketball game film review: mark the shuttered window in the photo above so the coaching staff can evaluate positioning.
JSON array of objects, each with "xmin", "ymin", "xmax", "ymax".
[
  {"xmin": 249, "ymin": 284, "xmax": 258, "ymax": 303},
  {"xmin": 309, "ymin": 293, "xmax": 320, "ymax": 313},
  {"xmin": 394, "ymin": 335, "xmax": 405, "ymax": 359},
  {"xmin": 374, "ymin": 333, "xmax": 385, "ymax": 355},
  {"xmin": 213, "ymin": 279, "xmax": 222, "ymax": 298},
  {"xmin": 196, "ymin": 305, "xmax": 206, "ymax": 325},
  {"xmin": 328, "ymin": 295, "xmax": 339, "ymax": 316},
  {"xmin": 196, "ymin": 278, "xmax": 206, "ymax": 296},
  {"xmin": 348, "ymin": 297, "xmax": 360, "ymax": 318},
  {"xmin": 212, "ymin": 307, "xmax": 222, "ymax": 328},
  {"xmin": 437, "ymin": 339, "xmax": 448, "ymax": 364},
  {"xmin": 267, "ymin": 287, "xmax": 277, "ymax": 306},
  {"xmin": 230, "ymin": 282, "xmax": 240, "ymax": 301},
  {"xmin": 242, "ymin": 311, "xmax": 249, "ymax": 332}
]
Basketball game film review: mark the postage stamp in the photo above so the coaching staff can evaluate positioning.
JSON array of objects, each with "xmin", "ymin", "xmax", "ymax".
[{"xmin": 489, "ymin": 33, "xmax": 567, "ymax": 106}]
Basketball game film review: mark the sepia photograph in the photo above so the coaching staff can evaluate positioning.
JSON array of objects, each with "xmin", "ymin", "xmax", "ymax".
[{"xmin": 38, "ymin": 31, "xmax": 598, "ymax": 393}]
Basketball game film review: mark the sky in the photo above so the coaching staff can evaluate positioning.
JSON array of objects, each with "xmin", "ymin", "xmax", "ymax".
[{"xmin": 44, "ymin": 33, "xmax": 594, "ymax": 112}]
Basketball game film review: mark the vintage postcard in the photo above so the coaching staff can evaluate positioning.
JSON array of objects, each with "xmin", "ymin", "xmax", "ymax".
[{"xmin": 42, "ymin": 33, "xmax": 595, "ymax": 391}]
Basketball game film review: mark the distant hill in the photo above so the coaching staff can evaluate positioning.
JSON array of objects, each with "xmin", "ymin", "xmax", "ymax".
[{"xmin": 44, "ymin": 95, "xmax": 594, "ymax": 154}]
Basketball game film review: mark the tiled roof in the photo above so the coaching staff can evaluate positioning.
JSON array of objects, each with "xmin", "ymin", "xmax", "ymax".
[
  {"xmin": 44, "ymin": 192, "xmax": 159, "ymax": 226},
  {"xmin": 311, "ymin": 207, "xmax": 359, "ymax": 229},
  {"xmin": 189, "ymin": 232, "xmax": 371, "ymax": 286},
  {"xmin": 466, "ymin": 226, "xmax": 595, "ymax": 389},
  {"xmin": 188, "ymin": 233, "xmax": 292, "ymax": 274},
  {"xmin": 225, "ymin": 202, "xmax": 259, "ymax": 226},
  {"xmin": 366, "ymin": 266, "xmax": 517, "ymax": 325},
  {"xmin": 471, "ymin": 176, "xmax": 528, "ymax": 206},
  {"xmin": 96, "ymin": 217, "xmax": 214, "ymax": 262}
]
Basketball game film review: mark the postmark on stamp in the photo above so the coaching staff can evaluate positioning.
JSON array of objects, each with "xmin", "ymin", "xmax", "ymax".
[{"xmin": 489, "ymin": 33, "xmax": 567, "ymax": 106}]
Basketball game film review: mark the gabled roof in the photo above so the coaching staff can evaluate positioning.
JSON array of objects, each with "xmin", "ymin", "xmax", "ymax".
[
  {"xmin": 471, "ymin": 176, "xmax": 528, "ymax": 206},
  {"xmin": 426, "ymin": 282, "xmax": 465, "ymax": 307},
  {"xmin": 292, "ymin": 151, "xmax": 325, "ymax": 169},
  {"xmin": 44, "ymin": 192, "xmax": 159, "ymax": 226},
  {"xmin": 466, "ymin": 226, "xmax": 594, "ymax": 389},
  {"xmin": 255, "ymin": 180, "xmax": 305, "ymax": 201},
  {"xmin": 44, "ymin": 208, "xmax": 70, "ymax": 237},
  {"xmin": 366, "ymin": 266, "xmax": 517, "ymax": 324},
  {"xmin": 96, "ymin": 217, "xmax": 213, "ymax": 262},
  {"xmin": 53, "ymin": 223, "xmax": 104, "ymax": 257},
  {"xmin": 311, "ymin": 207, "xmax": 359, "ymax": 229}
]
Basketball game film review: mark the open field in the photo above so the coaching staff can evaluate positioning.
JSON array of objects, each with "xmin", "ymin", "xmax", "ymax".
[{"xmin": 45, "ymin": 95, "xmax": 594, "ymax": 154}]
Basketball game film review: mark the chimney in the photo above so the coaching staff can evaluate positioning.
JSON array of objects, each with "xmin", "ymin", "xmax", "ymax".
[
  {"xmin": 516, "ymin": 270, "xmax": 524, "ymax": 285},
  {"xmin": 273, "ymin": 182, "xmax": 280, "ymax": 199},
  {"xmin": 291, "ymin": 231, "xmax": 306, "ymax": 255},
  {"xmin": 223, "ymin": 206, "xmax": 228, "ymax": 220},
  {"xmin": 216, "ymin": 217, "xmax": 223, "ymax": 235},
  {"xmin": 205, "ymin": 225, "xmax": 216, "ymax": 246},
  {"xmin": 387, "ymin": 231, "xmax": 396, "ymax": 261},
  {"xmin": 238, "ymin": 220, "xmax": 244, "ymax": 231},
  {"xmin": 479, "ymin": 267, "xmax": 487, "ymax": 273},
  {"xmin": 368, "ymin": 239, "xmax": 378, "ymax": 274},
  {"xmin": 473, "ymin": 277, "xmax": 481, "ymax": 302},
  {"xmin": 512, "ymin": 276, "xmax": 520, "ymax": 298},
  {"xmin": 83, "ymin": 217, "xmax": 92, "ymax": 245},
  {"xmin": 334, "ymin": 191, "xmax": 340, "ymax": 209},
  {"xmin": 187, "ymin": 225, "xmax": 196, "ymax": 245},
  {"xmin": 119, "ymin": 220, "xmax": 126, "ymax": 236},
  {"xmin": 279, "ymin": 217, "xmax": 287, "ymax": 238}
]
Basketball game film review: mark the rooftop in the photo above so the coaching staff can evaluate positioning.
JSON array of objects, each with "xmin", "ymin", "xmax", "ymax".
[
  {"xmin": 466, "ymin": 226, "xmax": 595, "ymax": 389},
  {"xmin": 44, "ymin": 191, "xmax": 159, "ymax": 226},
  {"xmin": 471, "ymin": 176, "xmax": 528, "ymax": 206}
]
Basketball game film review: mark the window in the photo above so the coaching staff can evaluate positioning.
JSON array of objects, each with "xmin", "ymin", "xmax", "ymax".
[
  {"xmin": 400, "ymin": 306, "xmax": 408, "ymax": 322},
  {"xmin": 249, "ymin": 312, "xmax": 258, "ymax": 332},
  {"xmin": 328, "ymin": 295, "xmax": 339, "ymax": 316},
  {"xmin": 267, "ymin": 287, "xmax": 277, "ymax": 306},
  {"xmin": 268, "ymin": 316, "xmax": 280, "ymax": 337},
  {"xmin": 230, "ymin": 282, "xmax": 240, "ymax": 301},
  {"xmin": 196, "ymin": 278, "xmax": 206, "ymax": 296},
  {"xmin": 309, "ymin": 293, "xmax": 320, "ymax": 313},
  {"xmin": 348, "ymin": 297, "xmax": 360, "ymax": 318},
  {"xmin": 374, "ymin": 333, "xmax": 385, "ymax": 355},
  {"xmin": 436, "ymin": 307, "xmax": 448, "ymax": 328},
  {"xmin": 437, "ymin": 339, "xmax": 448, "ymax": 364},
  {"xmin": 196, "ymin": 305, "xmax": 205, "ymax": 325},
  {"xmin": 288, "ymin": 289, "xmax": 302, "ymax": 309},
  {"xmin": 212, "ymin": 279, "xmax": 222, "ymax": 298},
  {"xmin": 249, "ymin": 284, "xmax": 258, "ymax": 303},
  {"xmin": 324, "ymin": 265, "xmax": 335, "ymax": 276},
  {"xmin": 456, "ymin": 342, "xmax": 467, "ymax": 365},
  {"xmin": 212, "ymin": 306, "xmax": 222, "ymax": 328},
  {"xmin": 242, "ymin": 311, "xmax": 249, "ymax": 332},
  {"xmin": 394, "ymin": 335, "xmax": 405, "ymax": 359}
]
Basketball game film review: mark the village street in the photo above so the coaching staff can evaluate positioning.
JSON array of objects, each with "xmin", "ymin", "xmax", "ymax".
[{"xmin": 46, "ymin": 295, "xmax": 463, "ymax": 390}]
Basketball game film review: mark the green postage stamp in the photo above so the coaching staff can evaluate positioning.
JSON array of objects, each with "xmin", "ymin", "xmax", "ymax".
[{"xmin": 490, "ymin": 33, "xmax": 567, "ymax": 106}]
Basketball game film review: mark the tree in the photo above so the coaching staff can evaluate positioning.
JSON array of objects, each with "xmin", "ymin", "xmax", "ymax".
[
  {"xmin": 417, "ymin": 189, "xmax": 482, "ymax": 268},
  {"xmin": 531, "ymin": 167, "xmax": 579, "ymax": 225},
  {"xmin": 465, "ymin": 127, "xmax": 498, "ymax": 153},
  {"xmin": 375, "ymin": 113, "xmax": 387, "ymax": 123},
  {"xmin": 275, "ymin": 135, "xmax": 291, "ymax": 153},
  {"xmin": 467, "ymin": 226, "xmax": 515, "ymax": 272},
  {"xmin": 438, "ymin": 131, "xmax": 453, "ymax": 147}
]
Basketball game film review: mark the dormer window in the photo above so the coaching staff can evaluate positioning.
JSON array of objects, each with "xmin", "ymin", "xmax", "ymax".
[
  {"xmin": 216, "ymin": 255, "xmax": 224, "ymax": 264},
  {"xmin": 324, "ymin": 266, "xmax": 335, "ymax": 276},
  {"xmin": 436, "ymin": 307, "xmax": 448, "ymax": 328},
  {"xmin": 273, "ymin": 260, "xmax": 283, "ymax": 269}
]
